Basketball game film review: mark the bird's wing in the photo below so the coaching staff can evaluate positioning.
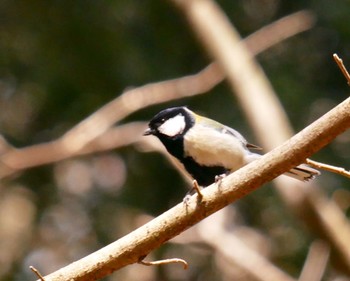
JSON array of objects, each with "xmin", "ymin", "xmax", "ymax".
[
  {"xmin": 222, "ymin": 125, "xmax": 262, "ymax": 150},
  {"xmin": 199, "ymin": 115, "xmax": 262, "ymax": 151}
]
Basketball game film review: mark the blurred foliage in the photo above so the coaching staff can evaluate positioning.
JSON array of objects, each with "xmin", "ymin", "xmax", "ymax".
[{"xmin": 0, "ymin": 1, "xmax": 350, "ymax": 281}]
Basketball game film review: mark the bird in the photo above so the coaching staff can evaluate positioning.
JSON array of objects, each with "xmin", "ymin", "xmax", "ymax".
[{"xmin": 144, "ymin": 106, "xmax": 320, "ymax": 187}]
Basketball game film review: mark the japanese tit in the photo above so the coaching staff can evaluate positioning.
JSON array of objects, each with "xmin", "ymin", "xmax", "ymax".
[{"xmin": 144, "ymin": 106, "xmax": 320, "ymax": 186}]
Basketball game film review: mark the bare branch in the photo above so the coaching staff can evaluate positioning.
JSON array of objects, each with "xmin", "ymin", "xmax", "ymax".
[
  {"xmin": 38, "ymin": 97, "xmax": 350, "ymax": 281},
  {"xmin": 333, "ymin": 53, "xmax": 350, "ymax": 86},
  {"xmin": 306, "ymin": 158, "xmax": 350, "ymax": 179},
  {"xmin": 139, "ymin": 258, "xmax": 188, "ymax": 270},
  {"xmin": 30, "ymin": 266, "xmax": 45, "ymax": 281}
]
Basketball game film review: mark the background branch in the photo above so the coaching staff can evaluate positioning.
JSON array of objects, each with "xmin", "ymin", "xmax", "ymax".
[
  {"xmin": 197, "ymin": 209, "xmax": 297, "ymax": 281},
  {"xmin": 298, "ymin": 240, "xmax": 330, "ymax": 281},
  {"xmin": 0, "ymin": 10, "xmax": 314, "ymax": 179}
]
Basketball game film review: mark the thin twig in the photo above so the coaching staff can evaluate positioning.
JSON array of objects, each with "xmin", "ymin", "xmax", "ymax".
[
  {"xmin": 29, "ymin": 266, "xmax": 46, "ymax": 281},
  {"xmin": 306, "ymin": 158, "xmax": 350, "ymax": 179},
  {"xmin": 192, "ymin": 179, "xmax": 203, "ymax": 200},
  {"xmin": 139, "ymin": 258, "xmax": 189, "ymax": 269},
  {"xmin": 333, "ymin": 53, "xmax": 350, "ymax": 86}
]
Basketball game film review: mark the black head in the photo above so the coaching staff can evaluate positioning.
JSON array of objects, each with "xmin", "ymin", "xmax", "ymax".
[{"xmin": 144, "ymin": 106, "xmax": 195, "ymax": 139}]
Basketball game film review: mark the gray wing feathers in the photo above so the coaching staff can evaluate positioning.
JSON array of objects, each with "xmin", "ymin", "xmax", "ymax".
[{"xmin": 222, "ymin": 126, "xmax": 262, "ymax": 150}]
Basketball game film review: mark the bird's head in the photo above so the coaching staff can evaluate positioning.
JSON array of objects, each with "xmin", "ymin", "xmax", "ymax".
[{"xmin": 144, "ymin": 106, "xmax": 195, "ymax": 139}]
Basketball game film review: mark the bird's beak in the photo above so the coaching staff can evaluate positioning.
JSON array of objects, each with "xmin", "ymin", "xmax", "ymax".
[{"xmin": 143, "ymin": 128, "xmax": 154, "ymax": 136}]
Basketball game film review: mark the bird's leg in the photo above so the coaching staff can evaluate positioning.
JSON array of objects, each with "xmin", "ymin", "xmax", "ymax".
[
  {"xmin": 215, "ymin": 173, "xmax": 227, "ymax": 183},
  {"xmin": 215, "ymin": 172, "xmax": 230, "ymax": 190},
  {"xmin": 183, "ymin": 193, "xmax": 191, "ymax": 204}
]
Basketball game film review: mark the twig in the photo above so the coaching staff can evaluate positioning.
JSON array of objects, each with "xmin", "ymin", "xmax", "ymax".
[
  {"xmin": 333, "ymin": 53, "xmax": 350, "ymax": 86},
  {"xmin": 29, "ymin": 266, "xmax": 45, "ymax": 281},
  {"xmin": 306, "ymin": 158, "xmax": 350, "ymax": 179},
  {"xmin": 191, "ymin": 179, "xmax": 203, "ymax": 201},
  {"xmin": 139, "ymin": 258, "xmax": 188, "ymax": 269},
  {"xmin": 38, "ymin": 96, "xmax": 350, "ymax": 281}
]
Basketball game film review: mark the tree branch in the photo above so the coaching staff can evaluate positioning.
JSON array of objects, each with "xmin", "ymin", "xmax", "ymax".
[{"xmin": 38, "ymin": 96, "xmax": 350, "ymax": 281}]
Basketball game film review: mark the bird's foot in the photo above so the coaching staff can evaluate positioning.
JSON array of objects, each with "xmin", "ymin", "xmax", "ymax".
[
  {"xmin": 215, "ymin": 173, "xmax": 227, "ymax": 183},
  {"xmin": 183, "ymin": 194, "xmax": 191, "ymax": 204}
]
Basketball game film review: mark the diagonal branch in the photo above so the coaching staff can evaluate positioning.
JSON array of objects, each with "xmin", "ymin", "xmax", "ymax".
[{"xmin": 38, "ymin": 96, "xmax": 350, "ymax": 281}]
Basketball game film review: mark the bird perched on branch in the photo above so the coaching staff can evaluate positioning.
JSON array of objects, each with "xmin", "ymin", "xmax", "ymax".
[{"xmin": 144, "ymin": 106, "xmax": 320, "ymax": 187}]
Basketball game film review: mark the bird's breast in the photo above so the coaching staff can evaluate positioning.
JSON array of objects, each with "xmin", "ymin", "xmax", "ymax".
[{"xmin": 184, "ymin": 126, "xmax": 246, "ymax": 171}]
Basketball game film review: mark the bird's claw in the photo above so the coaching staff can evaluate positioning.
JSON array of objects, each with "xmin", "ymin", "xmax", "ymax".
[{"xmin": 215, "ymin": 173, "xmax": 227, "ymax": 183}]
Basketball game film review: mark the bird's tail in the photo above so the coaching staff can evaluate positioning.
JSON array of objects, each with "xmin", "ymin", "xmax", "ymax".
[
  {"xmin": 284, "ymin": 164, "xmax": 320, "ymax": 181},
  {"xmin": 246, "ymin": 152, "xmax": 320, "ymax": 181}
]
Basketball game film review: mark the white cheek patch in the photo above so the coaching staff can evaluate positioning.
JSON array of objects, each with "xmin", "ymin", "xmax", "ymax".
[{"xmin": 158, "ymin": 115, "xmax": 186, "ymax": 137}]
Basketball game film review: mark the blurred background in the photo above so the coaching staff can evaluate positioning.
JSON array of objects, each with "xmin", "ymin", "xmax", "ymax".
[{"xmin": 0, "ymin": 0, "xmax": 349, "ymax": 280}]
